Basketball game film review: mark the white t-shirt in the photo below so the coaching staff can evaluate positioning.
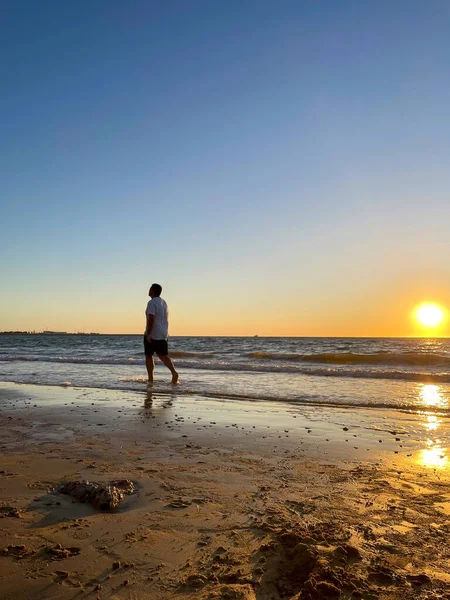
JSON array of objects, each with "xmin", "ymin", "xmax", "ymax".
[{"xmin": 145, "ymin": 297, "xmax": 169, "ymax": 340}]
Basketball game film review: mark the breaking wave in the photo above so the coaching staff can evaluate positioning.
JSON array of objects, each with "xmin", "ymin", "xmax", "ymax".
[
  {"xmin": 1, "ymin": 354, "xmax": 450, "ymax": 383},
  {"xmin": 246, "ymin": 351, "xmax": 450, "ymax": 367},
  {"xmin": 165, "ymin": 351, "xmax": 215, "ymax": 358}
]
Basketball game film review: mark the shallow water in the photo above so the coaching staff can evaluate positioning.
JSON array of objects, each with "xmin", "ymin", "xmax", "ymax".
[{"xmin": 1, "ymin": 335, "xmax": 450, "ymax": 415}]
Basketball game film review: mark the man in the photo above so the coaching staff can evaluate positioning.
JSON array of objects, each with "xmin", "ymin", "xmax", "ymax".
[{"xmin": 144, "ymin": 283, "xmax": 179, "ymax": 384}]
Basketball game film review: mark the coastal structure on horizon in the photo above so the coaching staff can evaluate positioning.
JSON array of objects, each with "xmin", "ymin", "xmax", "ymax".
[
  {"xmin": 42, "ymin": 330, "xmax": 69, "ymax": 335},
  {"xmin": 0, "ymin": 331, "xmax": 101, "ymax": 335}
]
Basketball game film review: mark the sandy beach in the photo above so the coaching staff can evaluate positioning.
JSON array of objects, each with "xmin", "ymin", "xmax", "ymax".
[
  {"xmin": 1, "ymin": 382, "xmax": 450, "ymax": 600},
  {"xmin": 3, "ymin": 0, "xmax": 450, "ymax": 597}
]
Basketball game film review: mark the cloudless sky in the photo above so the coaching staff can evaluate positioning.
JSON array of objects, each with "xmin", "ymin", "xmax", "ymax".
[{"xmin": 1, "ymin": 0, "xmax": 450, "ymax": 335}]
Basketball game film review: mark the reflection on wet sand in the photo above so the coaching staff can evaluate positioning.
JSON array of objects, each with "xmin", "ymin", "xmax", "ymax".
[
  {"xmin": 419, "ymin": 384, "xmax": 446, "ymax": 436},
  {"xmin": 419, "ymin": 444, "xmax": 448, "ymax": 469},
  {"xmin": 143, "ymin": 389, "xmax": 178, "ymax": 413},
  {"xmin": 418, "ymin": 384, "xmax": 446, "ymax": 433},
  {"xmin": 417, "ymin": 384, "xmax": 449, "ymax": 469},
  {"xmin": 424, "ymin": 415, "xmax": 440, "ymax": 431}
]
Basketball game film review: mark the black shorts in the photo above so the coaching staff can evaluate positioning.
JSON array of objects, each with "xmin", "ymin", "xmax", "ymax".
[{"xmin": 144, "ymin": 336, "xmax": 169, "ymax": 357}]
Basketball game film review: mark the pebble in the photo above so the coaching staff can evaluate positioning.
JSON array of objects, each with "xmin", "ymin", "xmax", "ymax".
[{"xmin": 55, "ymin": 571, "xmax": 69, "ymax": 579}]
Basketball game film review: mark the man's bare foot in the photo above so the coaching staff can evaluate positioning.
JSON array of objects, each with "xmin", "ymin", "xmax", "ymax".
[
  {"xmin": 147, "ymin": 379, "xmax": 154, "ymax": 385},
  {"xmin": 171, "ymin": 372, "xmax": 179, "ymax": 384}
]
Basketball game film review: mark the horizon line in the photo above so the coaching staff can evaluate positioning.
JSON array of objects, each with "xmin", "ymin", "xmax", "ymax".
[{"xmin": 1, "ymin": 332, "xmax": 449, "ymax": 340}]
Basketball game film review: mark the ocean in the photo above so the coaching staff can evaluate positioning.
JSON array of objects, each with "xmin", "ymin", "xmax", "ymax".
[{"xmin": 1, "ymin": 335, "xmax": 450, "ymax": 413}]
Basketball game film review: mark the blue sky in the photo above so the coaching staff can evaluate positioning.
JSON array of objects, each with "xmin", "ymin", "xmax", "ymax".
[{"xmin": 1, "ymin": 1, "xmax": 450, "ymax": 335}]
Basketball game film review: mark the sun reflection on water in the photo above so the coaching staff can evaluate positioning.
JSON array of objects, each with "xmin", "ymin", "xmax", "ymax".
[{"xmin": 419, "ymin": 384, "xmax": 447, "ymax": 409}]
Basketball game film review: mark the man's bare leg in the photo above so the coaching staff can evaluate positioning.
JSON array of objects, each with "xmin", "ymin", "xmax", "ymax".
[
  {"xmin": 158, "ymin": 355, "xmax": 179, "ymax": 384},
  {"xmin": 146, "ymin": 356, "xmax": 154, "ymax": 383}
]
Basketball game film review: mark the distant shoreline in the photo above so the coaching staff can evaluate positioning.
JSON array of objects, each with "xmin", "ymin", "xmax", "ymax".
[
  {"xmin": 1, "ymin": 332, "xmax": 449, "ymax": 339},
  {"xmin": 0, "ymin": 331, "xmax": 102, "ymax": 336}
]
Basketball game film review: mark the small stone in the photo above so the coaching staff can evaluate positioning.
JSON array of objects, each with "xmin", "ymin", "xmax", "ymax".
[
  {"xmin": 185, "ymin": 574, "xmax": 207, "ymax": 587},
  {"xmin": 55, "ymin": 571, "xmax": 69, "ymax": 579},
  {"xmin": 112, "ymin": 561, "xmax": 121, "ymax": 570}
]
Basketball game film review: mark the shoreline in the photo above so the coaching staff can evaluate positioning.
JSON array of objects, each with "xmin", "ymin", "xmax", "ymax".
[
  {"xmin": 1, "ymin": 381, "xmax": 449, "ymax": 462},
  {"xmin": 1, "ymin": 382, "xmax": 450, "ymax": 599}
]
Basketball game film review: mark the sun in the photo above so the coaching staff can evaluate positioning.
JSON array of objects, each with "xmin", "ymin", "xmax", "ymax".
[{"xmin": 415, "ymin": 303, "xmax": 445, "ymax": 328}]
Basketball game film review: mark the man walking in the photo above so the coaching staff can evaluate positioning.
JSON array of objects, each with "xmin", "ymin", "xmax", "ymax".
[{"xmin": 144, "ymin": 283, "xmax": 179, "ymax": 384}]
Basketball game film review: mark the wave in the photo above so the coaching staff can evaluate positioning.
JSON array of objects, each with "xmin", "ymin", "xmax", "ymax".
[
  {"xmin": 166, "ymin": 351, "xmax": 215, "ymax": 358},
  {"xmin": 247, "ymin": 351, "xmax": 450, "ymax": 367},
  {"xmin": 2, "ymin": 354, "xmax": 450, "ymax": 383},
  {"xmin": 4, "ymin": 350, "xmax": 450, "ymax": 369},
  {"xmin": 0, "ymin": 355, "xmax": 138, "ymax": 365},
  {"xmin": 173, "ymin": 362, "xmax": 450, "ymax": 383},
  {"xmin": 0, "ymin": 352, "xmax": 450, "ymax": 383},
  {"xmin": 0, "ymin": 350, "xmax": 214, "ymax": 364}
]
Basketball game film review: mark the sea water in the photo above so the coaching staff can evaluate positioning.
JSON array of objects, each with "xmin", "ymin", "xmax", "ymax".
[{"xmin": 1, "ymin": 335, "xmax": 450, "ymax": 414}]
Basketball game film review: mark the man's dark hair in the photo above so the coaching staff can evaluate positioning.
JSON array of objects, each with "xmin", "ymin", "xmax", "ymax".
[{"xmin": 150, "ymin": 283, "xmax": 162, "ymax": 296}]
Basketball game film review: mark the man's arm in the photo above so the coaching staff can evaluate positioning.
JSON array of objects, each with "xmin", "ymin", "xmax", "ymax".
[{"xmin": 146, "ymin": 314, "xmax": 154, "ymax": 340}]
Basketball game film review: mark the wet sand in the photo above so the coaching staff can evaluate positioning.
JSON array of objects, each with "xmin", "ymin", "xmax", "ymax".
[{"xmin": 1, "ymin": 382, "xmax": 450, "ymax": 599}]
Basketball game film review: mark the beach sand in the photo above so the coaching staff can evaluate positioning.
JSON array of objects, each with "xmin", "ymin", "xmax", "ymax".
[{"xmin": 1, "ymin": 382, "xmax": 450, "ymax": 599}]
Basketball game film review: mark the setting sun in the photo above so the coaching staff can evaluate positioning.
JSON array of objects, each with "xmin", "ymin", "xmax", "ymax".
[{"xmin": 415, "ymin": 303, "xmax": 445, "ymax": 328}]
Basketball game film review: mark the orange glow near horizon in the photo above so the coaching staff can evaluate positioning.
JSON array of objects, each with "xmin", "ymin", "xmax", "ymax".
[{"xmin": 3, "ymin": 290, "xmax": 450, "ymax": 337}]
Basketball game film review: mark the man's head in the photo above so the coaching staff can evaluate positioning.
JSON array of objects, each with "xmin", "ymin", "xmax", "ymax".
[{"xmin": 149, "ymin": 283, "xmax": 162, "ymax": 298}]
